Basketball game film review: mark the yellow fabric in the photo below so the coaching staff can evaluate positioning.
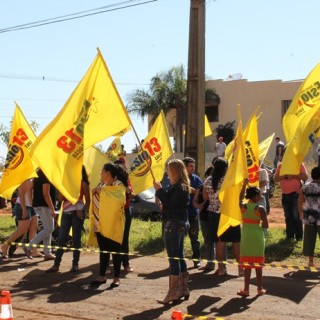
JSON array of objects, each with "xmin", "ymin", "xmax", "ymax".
[
  {"xmin": 87, "ymin": 192, "xmax": 99, "ymax": 247},
  {"xmin": 30, "ymin": 50, "xmax": 131, "ymax": 203},
  {"xmin": 83, "ymin": 146, "xmax": 109, "ymax": 189},
  {"xmin": 204, "ymin": 115, "xmax": 213, "ymax": 137},
  {"xmin": 243, "ymin": 112, "xmax": 259, "ymax": 187},
  {"xmin": 283, "ymin": 63, "xmax": 320, "ymax": 143},
  {"xmin": 183, "ymin": 115, "xmax": 212, "ymax": 137},
  {"xmin": 218, "ymin": 106, "xmax": 248, "ymax": 236},
  {"xmin": 105, "ymin": 136, "xmax": 122, "ymax": 162},
  {"xmin": 0, "ymin": 103, "xmax": 38, "ymax": 199},
  {"xmin": 99, "ymin": 185, "xmax": 126, "ymax": 244},
  {"xmin": 280, "ymin": 103, "xmax": 320, "ymax": 175},
  {"xmin": 129, "ymin": 111, "xmax": 173, "ymax": 194},
  {"xmin": 84, "ymin": 147, "xmax": 109, "ymax": 247},
  {"xmin": 258, "ymin": 133, "xmax": 275, "ymax": 163},
  {"xmin": 225, "ymin": 140, "xmax": 234, "ymax": 164}
]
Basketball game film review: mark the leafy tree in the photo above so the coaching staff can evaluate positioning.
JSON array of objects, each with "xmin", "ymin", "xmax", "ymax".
[
  {"xmin": 127, "ymin": 65, "xmax": 220, "ymax": 152},
  {"xmin": 0, "ymin": 120, "xmax": 39, "ymax": 146},
  {"xmin": 214, "ymin": 121, "xmax": 235, "ymax": 145}
]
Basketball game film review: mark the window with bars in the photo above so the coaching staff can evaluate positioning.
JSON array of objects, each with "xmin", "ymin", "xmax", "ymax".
[{"xmin": 281, "ymin": 100, "xmax": 292, "ymax": 117}]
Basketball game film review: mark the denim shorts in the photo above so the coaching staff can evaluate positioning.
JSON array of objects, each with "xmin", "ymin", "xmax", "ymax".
[{"xmin": 13, "ymin": 203, "xmax": 36, "ymax": 221}]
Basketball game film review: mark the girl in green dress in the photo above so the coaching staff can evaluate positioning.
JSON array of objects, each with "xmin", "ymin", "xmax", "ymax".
[{"xmin": 238, "ymin": 184, "xmax": 269, "ymax": 297}]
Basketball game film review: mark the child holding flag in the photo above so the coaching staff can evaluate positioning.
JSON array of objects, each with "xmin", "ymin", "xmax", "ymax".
[{"xmin": 237, "ymin": 183, "xmax": 268, "ymax": 297}]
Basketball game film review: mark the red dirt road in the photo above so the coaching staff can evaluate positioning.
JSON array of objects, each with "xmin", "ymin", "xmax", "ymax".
[{"xmin": 2, "ymin": 206, "xmax": 320, "ymax": 320}]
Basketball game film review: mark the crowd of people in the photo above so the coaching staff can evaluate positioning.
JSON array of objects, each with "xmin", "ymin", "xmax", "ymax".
[{"xmin": 1, "ymin": 136, "xmax": 320, "ymax": 303}]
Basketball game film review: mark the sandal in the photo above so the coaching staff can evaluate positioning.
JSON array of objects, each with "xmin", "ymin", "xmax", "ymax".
[
  {"xmin": 257, "ymin": 289, "xmax": 266, "ymax": 296},
  {"xmin": 214, "ymin": 269, "xmax": 227, "ymax": 276},
  {"xmin": 0, "ymin": 252, "xmax": 9, "ymax": 259},
  {"xmin": 237, "ymin": 289, "xmax": 250, "ymax": 297},
  {"xmin": 23, "ymin": 247, "xmax": 33, "ymax": 260},
  {"xmin": 124, "ymin": 266, "xmax": 134, "ymax": 272},
  {"xmin": 238, "ymin": 267, "xmax": 245, "ymax": 277}
]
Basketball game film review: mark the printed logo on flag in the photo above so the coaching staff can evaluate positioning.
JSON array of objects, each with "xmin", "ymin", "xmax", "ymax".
[
  {"xmin": 296, "ymin": 81, "xmax": 320, "ymax": 114},
  {"xmin": 4, "ymin": 128, "xmax": 32, "ymax": 173},
  {"xmin": 56, "ymin": 99, "xmax": 91, "ymax": 160},
  {"xmin": 245, "ymin": 140, "xmax": 259, "ymax": 184},
  {"xmin": 130, "ymin": 137, "xmax": 163, "ymax": 177}
]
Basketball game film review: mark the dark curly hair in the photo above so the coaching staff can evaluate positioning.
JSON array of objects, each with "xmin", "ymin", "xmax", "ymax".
[
  {"xmin": 245, "ymin": 186, "xmax": 261, "ymax": 200},
  {"xmin": 211, "ymin": 157, "xmax": 228, "ymax": 192},
  {"xmin": 103, "ymin": 163, "xmax": 129, "ymax": 187}
]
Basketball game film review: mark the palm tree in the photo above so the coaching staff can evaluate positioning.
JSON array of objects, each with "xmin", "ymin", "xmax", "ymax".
[{"xmin": 127, "ymin": 65, "xmax": 220, "ymax": 152}]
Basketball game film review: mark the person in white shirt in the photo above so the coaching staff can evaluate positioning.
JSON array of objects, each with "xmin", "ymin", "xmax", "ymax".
[
  {"xmin": 216, "ymin": 137, "xmax": 226, "ymax": 157},
  {"xmin": 258, "ymin": 166, "xmax": 269, "ymax": 214}
]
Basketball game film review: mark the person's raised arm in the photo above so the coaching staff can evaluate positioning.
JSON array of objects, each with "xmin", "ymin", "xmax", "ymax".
[{"xmin": 239, "ymin": 179, "xmax": 249, "ymax": 208}]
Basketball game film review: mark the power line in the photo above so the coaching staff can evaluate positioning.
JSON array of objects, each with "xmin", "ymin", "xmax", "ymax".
[
  {"xmin": 0, "ymin": 0, "xmax": 157, "ymax": 34},
  {"xmin": 0, "ymin": 73, "xmax": 150, "ymax": 86}
]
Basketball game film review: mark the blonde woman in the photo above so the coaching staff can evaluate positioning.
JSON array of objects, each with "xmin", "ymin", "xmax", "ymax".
[{"xmin": 153, "ymin": 159, "xmax": 190, "ymax": 304}]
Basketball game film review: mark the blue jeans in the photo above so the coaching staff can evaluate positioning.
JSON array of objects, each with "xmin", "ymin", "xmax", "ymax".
[
  {"xmin": 54, "ymin": 211, "xmax": 84, "ymax": 267},
  {"xmin": 121, "ymin": 207, "xmax": 132, "ymax": 267},
  {"xmin": 164, "ymin": 220, "xmax": 189, "ymax": 275},
  {"xmin": 188, "ymin": 215, "xmax": 201, "ymax": 260},
  {"xmin": 282, "ymin": 192, "xmax": 303, "ymax": 240}
]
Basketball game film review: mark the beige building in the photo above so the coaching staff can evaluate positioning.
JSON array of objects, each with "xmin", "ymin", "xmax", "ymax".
[
  {"xmin": 204, "ymin": 78, "xmax": 303, "ymax": 154},
  {"xmin": 147, "ymin": 78, "xmax": 320, "ymax": 167}
]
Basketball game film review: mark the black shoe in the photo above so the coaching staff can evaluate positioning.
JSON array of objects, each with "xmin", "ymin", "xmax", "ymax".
[
  {"xmin": 90, "ymin": 279, "xmax": 106, "ymax": 286},
  {"xmin": 70, "ymin": 265, "xmax": 79, "ymax": 272},
  {"xmin": 46, "ymin": 265, "xmax": 59, "ymax": 273},
  {"xmin": 110, "ymin": 281, "xmax": 120, "ymax": 288},
  {"xmin": 194, "ymin": 261, "xmax": 201, "ymax": 268}
]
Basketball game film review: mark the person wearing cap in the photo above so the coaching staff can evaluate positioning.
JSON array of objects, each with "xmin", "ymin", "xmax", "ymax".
[{"xmin": 216, "ymin": 136, "xmax": 226, "ymax": 158}]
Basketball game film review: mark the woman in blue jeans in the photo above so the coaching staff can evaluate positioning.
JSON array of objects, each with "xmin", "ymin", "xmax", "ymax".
[
  {"xmin": 46, "ymin": 166, "xmax": 90, "ymax": 273},
  {"xmin": 154, "ymin": 159, "xmax": 190, "ymax": 304}
]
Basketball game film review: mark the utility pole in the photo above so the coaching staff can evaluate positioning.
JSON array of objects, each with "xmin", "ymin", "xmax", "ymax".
[{"xmin": 185, "ymin": 0, "xmax": 206, "ymax": 177}]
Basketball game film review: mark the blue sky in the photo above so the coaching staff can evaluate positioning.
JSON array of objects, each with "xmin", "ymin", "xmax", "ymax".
[{"xmin": 0, "ymin": 0, "xmax": 319, "ymax": 160}]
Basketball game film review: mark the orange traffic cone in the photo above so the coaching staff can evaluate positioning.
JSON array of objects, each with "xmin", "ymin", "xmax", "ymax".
[
  {"xmin": 171, "ymin": 310, "xmax": 183, "ymax": 320},
  {"xmin": 0, "ymin": 291, "xmax": 13, "ymax": 320}
]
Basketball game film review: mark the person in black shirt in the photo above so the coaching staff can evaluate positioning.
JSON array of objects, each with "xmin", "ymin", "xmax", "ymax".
[
  {"xmin": 24, "ymin": 169, "xmax": 56, "ymax": 260},
  {"xmin": 154, "ymin": 159, "xmax": 190, "ymax": 304}
]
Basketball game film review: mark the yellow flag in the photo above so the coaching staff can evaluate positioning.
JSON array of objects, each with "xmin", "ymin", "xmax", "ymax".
[
  {"xmin": 129, "ymin": 111, "xmax": 173, "ymax": 194},
  {"xmin": 283, "ymin": 64, "xmax": 320, "ymax": 143},
  {"xmin": 218, "ymin": 106, "xmax": 248, "ymax": 236},
  {"xmin": 258, "ymin": 133, "xmax": 275, "ymax": 163},
  {"xmin": 183, "ymin": 115, "xmax": 212, "ymax": 137},
  {"xmin": 99, "ymin": 185, "xmax": 126, "ymax": 244},
  {"xmin": 243, "ymin": 112, "xmax": 259, "ymax": 187},
  {"xmin": 280, "ymin": 103, "xmax": 320, "ymax": 175},
  {"xmin": 105, "ymin": 136, "xmax": 122, "ymax": 162},
  {"xmin": 30, "ymin": 50, "xmax": 131, "ymax": 203},
  {"xmin": 83, "ymin": 146, "xmax": 109, "ymax": 189},
  {"xmin": 205, "ymin": 115, "xmax": 213, "ymax": 137},
  {"xmin": 0, "ymin": 103, "xmax": 37, "ymax": 198},
  {"xmin": 224, "ymin": 140, "xmax": 234, "ymax": 164}
]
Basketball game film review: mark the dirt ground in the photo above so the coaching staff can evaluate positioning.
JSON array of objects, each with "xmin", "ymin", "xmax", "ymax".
[{"xmin": 1, "ymin": 208, "xmax": 320, "ymax": 320}]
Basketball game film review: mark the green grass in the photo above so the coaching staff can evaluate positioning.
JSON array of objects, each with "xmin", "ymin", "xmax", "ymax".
[
  {"xmin": 0, "ymin": 215, "xmax": 16, "ymax": 240},
  {"xmin": 1, "ymin": 215, "xmax": 319, "ymax": 265}
]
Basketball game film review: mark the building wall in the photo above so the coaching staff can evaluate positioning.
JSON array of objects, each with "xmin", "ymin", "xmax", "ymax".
[{"xmin": 205, "ymin": 78, "xmax": 303, "ymax": 159}]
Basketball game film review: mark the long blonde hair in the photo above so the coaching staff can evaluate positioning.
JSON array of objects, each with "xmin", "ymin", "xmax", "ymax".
[{"xmin": 167, "ymin": 159, "xmax": 190, "ymax": 193}]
